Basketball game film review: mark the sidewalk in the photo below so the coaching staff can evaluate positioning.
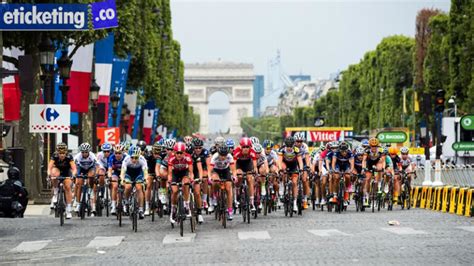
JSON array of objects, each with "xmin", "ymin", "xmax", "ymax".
[{"xmin": 24, "ymin": 204, "xmax": 51, "ymax": 216}]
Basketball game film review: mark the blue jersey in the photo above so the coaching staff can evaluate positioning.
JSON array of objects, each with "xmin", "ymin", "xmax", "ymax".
[
  {"xmin": 333, "ymin": 150, "xmax": 353, "ymax": 171},
  {"xmin": 108, "ymin": 154, "xmax": 128, "ymax": 175}
]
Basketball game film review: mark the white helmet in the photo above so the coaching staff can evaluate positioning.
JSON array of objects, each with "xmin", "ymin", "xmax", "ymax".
[
  {"xmin": 294, "ymin": 132, "xmax": 305, "ymax": 141},
  {"xmin": 400, "ymin": 146, "xmax": 409, "ymax": 154},
  {"xmin": 164, "ymin": 139, "xmax": 176, "ymax": 150},
  {"xmin": 79, "ymin": 142, "xmax": 92, "ymax": 152},
  {"xmin": 250, "ymin": 136, "xmax": 260, "ymax": 146},
  {"xmin": 214, "ymin": 136, "xmax": 225, "ymax": 146},
  {"xmin": 253, "ymin": 144, "xmax": 263, "ymax": 154}
]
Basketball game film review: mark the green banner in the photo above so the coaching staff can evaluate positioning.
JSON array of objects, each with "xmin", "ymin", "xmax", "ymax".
[
  {"xmin": 460, "ymin": 115, "xmax": 474, "ymax": 130},
  {"xmin": 376, "ymin": 131, "xmax": 407, "ymax": 143},
  {"xmin": 452, "ymin": 142, "xmax": 474, "ymax": 151}
]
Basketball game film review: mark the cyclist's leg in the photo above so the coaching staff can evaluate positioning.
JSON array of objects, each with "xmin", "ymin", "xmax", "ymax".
[
  {"xmin": 75, "ymin": 171, "xmax": 84, "ymax": 211},
  {"xmin": 247, "ymin": 170, "xmax": 255, "ymax": 209},
  {"xmin": 110, "ymin": 174, "xmax": 119, "ymax": 213},
  {"xmin": 145, "ymin": 174, "xmax": 153, "ymax": 213},
  {"xmin": 291, "ymin": 173, "xmax": 299, "ymax": 208},
  {"xmin": 123, "ymin": 175, "xmax": 132, "ymax": 201},
  {"xmin": 159, "ymin": 166, "xmax": 169, "ymax": 205},
  {"xmin": 201, "ymin": 170, "xmax": 209, "ymax": 208},
  {"xmin": 331, "ymin": 172, "xmax": 340, "ymax": 202},
  {"xmin": 87, "ymin": 169, "xmax": 96, "ymax": 213},
  {"xmin": 49, "ymin": 168, "xmax": 60, "ymax": 208},
  {"xmin": 320, "ymin": 172, "xmax": 328, "ymax": 205},
  {"xmin": 303, "ymin": 169, "xmax": 310, "ymax": 203},
  {"xmin": 394, "ymin": 172, "xmax": 401, "ymax": 202}
]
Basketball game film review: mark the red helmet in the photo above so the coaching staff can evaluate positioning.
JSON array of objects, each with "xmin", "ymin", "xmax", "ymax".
[
  {"xmin": 240, "ymin": 137, "xmax": 252, "ymax": 147},
  {"xmin": 173, "ymin": 142, "xmax": 186, "ymax": 152}
]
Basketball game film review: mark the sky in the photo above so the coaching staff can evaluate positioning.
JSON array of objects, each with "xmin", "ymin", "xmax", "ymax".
[{"xmin": 171, "ymin": 0, "xmax": 451, "ymax": 79}]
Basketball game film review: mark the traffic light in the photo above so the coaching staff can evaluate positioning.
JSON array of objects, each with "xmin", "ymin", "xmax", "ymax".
[{"xmin": 434, "ymin": 89, "xmax": 446, "ymax": 112}]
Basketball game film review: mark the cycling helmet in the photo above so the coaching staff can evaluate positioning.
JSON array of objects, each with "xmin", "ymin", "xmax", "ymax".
[
  {"xmin": 330, "ymin": 141, "xmax": 339, "ymax": 149},
  {"xmin": 137, "ymin": 140, "xmax": 147, "ymax": 152},
  {"xmin": 339, "ymin": 142, "xmax": 349, "ymax": 151},
  {"xmin": 310, "ymin": 149, "xmax": 318, "ymax": 158},
  {"xmin": 128, "ymin": 145, "xmax": 141, "ymax": 157},
  {"xmin": 240, "ymin": 137, "xmax": 252, "ymax": 147},
  {"xmin": 262, "ymin": 140, "xmax": 273, "ymax": 149},
  {"xmin": 226, "ymin": 138, "xmax": 235, "ymax": 148},
  {"xmin": 284, "ymin": 136, "xmax": 295, "ymax": 147},
  {"xmin": 152, "ymin": 142, "xmax": 161, "ymax": 153},
  {"xmin": 101, "ymin": 142, "xmax": 112, "ymax": 152},
  {"xmin": 174, "ymin": 142, "xmax": 186, "ymax": 152},
  {"xmin": 164, "ymin": 138, "xmax": 176, "ymax": 150},
  {"xmin": 355, "ymin": 146, "xmax": 365, "ymax": 155},
  {"xmin": 400, "ymin": 146, "xmax": 409, "ymax": 154},
  {"xmin": 183, "ymin": 135, "xmax": 193, "ymax": 144},
  {"xmin": 56, "ymin": 142, "xmax": 68, "ymax": 152},
  {"xmin": 114, "ymin": 143, "xmax": 124, "ymax": 153},
  {"xmin": 79, "ymin": 142, "xmax": 92, "ymax": 152},
  {"xmin": 381, "ymin": 146, "xmax": 389, "ymax": 155},
  {"xmin": 368, "ymin": 137, "xmax": 379, "ymax": 147},
  {"xmin": 122, "ymin": 141, "xmax": 131, "ymax": 150},
  {"xmin": 388, "ymin": 147, "xmax": 398, "ymax": 155},
  {"xmin": 192, "ymin": 138, "xmax": 204, "ymax": 147},
  {"xmin": 158, "ymin": 138, "xmax": 165, "ymax": 146},
  {"xmin": 250, "ymin": 136, "xmax": 260, "ymax": 146},
  {"xmin": 361, "ymin": 139, "xmax": 369, "ymax": 147},
  {"xmin": 218, "ymin": 145, "xmax": 229, "ymax": 156},
  {"xmin": 254, "ymin": 144, "xmax": 263, "ymax": 154},
  {"xmin": 214, "ymin": 136, "xmax": 225, "ymax": 146},
  {"xmin": 294, "ymin": 132, "xmax": 305, "ymax": 141},
  {"xmin": 319, "ymin": 144, "xmax": 326, "ymax": 151}
]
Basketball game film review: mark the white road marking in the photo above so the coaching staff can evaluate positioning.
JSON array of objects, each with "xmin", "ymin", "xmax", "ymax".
[
  {"xmin": 9, "ymin": 240, "xmax": 52, "ymax": 253},
  {"xmin": 381, "ymin": 227, "xmax": 428, "ymax": 235},
  {"xmin": 308, "ymin": 229, "xmax": 351, "ymax": 237},
  {"xmin": 457, "ymin": 226, "xmax": 474, "ymax": 233},
  {"xmin": 238, "ymin": 231, "xmax": 271, "ymax": 240},
  {"xmin": 163, "ymin": 233, "xmax": 196, "ymax": 244},
  {"xmin": 86, "ymin": 236, "xmax": 124, "ymax": 248}
]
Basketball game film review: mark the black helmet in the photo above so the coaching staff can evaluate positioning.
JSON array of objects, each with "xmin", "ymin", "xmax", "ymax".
[
  {"xmin": 137, "ymin": 140, "xmax": 147, "ymax": 151},
  {"xmin": 339, "ymin": 142, "xmax": 349, "ymax": 151},
  {"xmin": 192, "ymin": 138, "xmax": 203, "ymax": 147},
  {"xmin": 186, "ymin": 143, "xmax": 194, "ymax": 154},
  {"xmin": 7, "ymin": 167, "xmax": 21, "ymax": 180},
  {"xmin": 218, "ymin": 145, "xmax": 229, "ymax": 156},
  {"xmin": 285, "ymin": 136, "xmax": 295, "ymax": 147}
]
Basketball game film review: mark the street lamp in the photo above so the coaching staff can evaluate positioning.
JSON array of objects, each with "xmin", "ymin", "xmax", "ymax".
[
  {"xmin": 110, "ymin": 91, "xmax": 120, "ymax": 127},
  {"xmin": 90, "ymin": 79, "xmax": 100, "ymax": 152},
  {"xmin": 448, "ymin": 96, "xmax": 457, "ymax": 117},
  {"xmin": 58, "ymin": 51, "xmax": 72, "ymax": 143},
  {"xmin": 38, "ymin": 36, "xmax": 55, "ymax": 73}
]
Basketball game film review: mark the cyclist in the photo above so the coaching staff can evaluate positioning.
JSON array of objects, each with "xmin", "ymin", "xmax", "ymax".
[
  {"xmin": 362, "ymin": 137, "xmax": 386, "ymax": 206},
  {"xmin": 158, "ymin": 138, "xmax": 176, "ymax": 209},
  {"xmin": 294, "ymin": 133, "xmax": 311, "ymax": 209},
  {"xmin": 226, "ymin": 139, "xmax": 236, "ymax": 155},
  {"xmin": 388, "ymin": 146, "xmax": 401, "ymax": 203},
  {"xmin": 399, "ymin": 147, "xmax": 417, "ymax": 201},
  {"xmin": 48, "ymin": 143, "xmax": 76, "ymax": 219},
  {"xmin": 120, "ymin": 146, "xmax": 148, "ymax": 219},
  {"xmin": 326, "ymin": 141, "xmax": 339, "ymax": 203},
  {"xmin": 144, "ymin": 141, "xmax": 162, "ymax": 216},
  {"xmin": 317, "ymin": 143, "xmax": 331, "ymax": 206},
  {"xmin": 122, "ymin": 141, "xmax": 132, "ymax": 154},
  {"xmin": 73, "ymin": 143, "xmax": 99, "ymax": 215},
  {"xmin": 168, "ymin": 142, "xmax": 194, "ymax": 224},
  {"xmin": 108, "ymin": 143, "xmax": 128, "ymax": 215},
  {"xmin": 191, "ymin": 138, "xmax": 210, "ymax": 214},
  {"xmin": 95, "ymin": 142, "xmax": 113, "ymax": 213},
  {"xmin": 263, "ymin": 139, "xmax": 280, "ymax": 205},
  {"xmin": 278, "ymin": 136, "xmax": 304, "ymax": 212},
  {"xmin": 208, "ymin": 145, "xmax": 237, "ymax": 220},
  {"xmin": 183, "ymin": 136, "xmax": 193, "ymax": 145},
  {"xmin": 210, "ymin": 136, "xmax": 225, "ymax": 155},
  {"xmin": 234, "ymin": 137, "xmax": 258, "ymax": 212},
  {"xmin": 331, "ymin": 142, "xmax": 354, "ymax": 206},
  {"xmin": 137, "ymin": 140, "xmax": 148, "ymax": 156},
  {"xmin": 382, "ymin": 146, "xmax": 395, "ymax": 194},
  {"xmin": 254, "ymin": 143, "xmax": 269, "ymax": 210}
]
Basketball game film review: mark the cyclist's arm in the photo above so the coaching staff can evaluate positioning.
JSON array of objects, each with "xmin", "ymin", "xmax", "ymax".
[
  {"xmin": 381, "ymin": 155, "xmax": 386, "ymax": 170},
  {"xmin": 362, "ymin": 154, "xmax": 367, "ymax": 169},
  {"xmin": 230, "ymin": 162, "xmax": 237, "ymax": 178},
  {"xmin": 318, "ymin": 159, "xmax": 323, "ymax": 175},
  {"xmin": 197, "ymin": 161, "xmax": 203, "ymax": 181},
  {"xmin": 155, "ymin": 160, "xmax": 161, "ymax": 177},
  {"xmin": 167, "ymin": 165, "xmax": 173, "ymax": 183},
  {"xmin": 331, "ymin": 156, "xmax": 336, "ymax": 172},
  {"xmin": 264, "ymin": 158, "xmax": 269, "ymax": 173},
  {"xmin": 277, "ymin": 154, "xmax": 283, "ymax": 170},
  {"xmin": 120, "ymin": 161, "xmax": 127, "ymax": 182},
  {"xmin": 205, "ymin": 156, "xmax": 211, "ymax": 170},
  {"xmin": 47, "ymin": 160, "xmax": 55, "ymax": 176},
  {"xmin": 70, "ymin": 161, "xmax": 77, "ymax": 177},
  {"xmin": 304, "ymin": 153, "xmax": 311, "ymax": 168},
  {"xmin": 350, "ymin": 157, "xmax": 355, "ymax": 172},
  {"xmin": 297, "ymin": 155, "xmax": 303, "ymax": 170},
  {"xmin": 252, "ymin": 157, "xmax": 258, "ymax": 173}
]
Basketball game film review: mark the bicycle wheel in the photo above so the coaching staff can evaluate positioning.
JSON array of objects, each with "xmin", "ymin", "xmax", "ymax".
[
  {"xmin": 371, "ymin": 180, "xmax": 376, "ymax": 213},
  {"xmin": 406, "ymin": 182, "xmax": 411, "ymax": 210},
  {"xmin": 245, "ymin": 187, "xmax": 250, "ymax": 224},
  {"xmin": 151, "ymin": 182, "xmax": 157, "ymax": 222},
  {"xmin": 80, "ymin": 190, "xmax": 87, "ymax": 220},
  {"xmin": 96, "ymin": 193, "xmax": 102, "ymax": 217},
  {"xmin": 178, "ymin": 195, "xmax": 184, "ymax": 237},
  {"xmin": 133, "ymin": 197, "xmax": 138, "ymax": 232},
  {"xmin": 311, "ymin": 182, "xmax": 316, "ymax": 211},
  {"xmin": 105, "ymin": 186, "xmax": 110, "ymax": 217},
  {"xmin": 58, "ymin": 189, "xmax": 65, "ymax": 226},
  {"xmin": 241, "ymin": 187, "xmax": 247, "ymax": 222},
  {"xmin": 190, "ymin": 193, "xmax": 196, "ymax": 233},
  {"xmin": 222, "ymin": 190, "xmax": 227, "ymax": 228}
]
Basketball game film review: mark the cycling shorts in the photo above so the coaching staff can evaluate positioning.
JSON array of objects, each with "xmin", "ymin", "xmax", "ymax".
[
  {"xmin": 236, "ymin": 159, "xmax": 254, "ymax": 173},
  {"xmin": 213, "ymin": 168, "xmax": 231, "ymax": 181},
  {"xmin": 124, "ymin": 173, "xmax": 144, "ymax": 184},
  {"xmin": 172, "ymin": 171, "xmax": 189, "ymax": 183}
]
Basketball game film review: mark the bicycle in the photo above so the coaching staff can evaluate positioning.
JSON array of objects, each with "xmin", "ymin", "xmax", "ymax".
[
  {"xmin": 310, "ymin": 173, "xmax": 319, "ymax": 211},
  {"xmin": 382, "ymin": 172, "xmax": 394, "ymax": 211},
  {"xmin": 400, "ymin": 170, "xmax": 412, "ymax": 210},
  {"xmin": 333, "ymin": 171, "xmax": 345, "ymax": 214},
  {"xmin": 263, "ymin": 173, "xmax": 275, "ymax": 216},
  {"xmin": 77, "ymin": 174, "xmax": 93, "ymax": 220},
  {"xmin": 215, "ymin": 178, "xmax": 228, "ymax": 228},
  {"xmin": 237, "ymin": 172, "xmax": 251, "ymax": 224},
  {"xmin": 150, "ymin": 174, "xmax": 164, "ymax": 221},
  {"xmin": 353, "ymin": 174, "xmax": 365, "ymax": 212},
  {"xmin": 171, "ymin": 182, "xmax": 193, "ymax": 237},
  {"xmin": 95, "ymin": 174, "xmax": 109, "ymax": 217},
  {"xmin": 117, "ymin": 182, "xmax": 124, "ymax": 227},
  {"xmin": 297, "ymin": 171, "xmax": 304, "ymax": 216},
  {"xmin": 51, "ymin": 176, "xmax": 67, "ymax": 226},
  {"xmin": 125, "ymin": 181, "xmax": 140, "ymax": 233},
  {"xmin": 282, "ymin": 170, "xmax": 296, "ymax": 217}
]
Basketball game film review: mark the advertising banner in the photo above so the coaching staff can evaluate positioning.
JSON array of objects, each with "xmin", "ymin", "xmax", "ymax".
[{"xmin": 29, "ymin": 104, "xmax": 70, "ymax": 133}]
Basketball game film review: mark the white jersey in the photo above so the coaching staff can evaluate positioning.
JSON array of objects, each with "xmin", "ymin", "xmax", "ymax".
[
  {"xmin": 121, "ymin": 155, "xmax": 148, "ymax": 172},
  {"xmin": 311, "ymin": 152, "xmax": 320, "ymax": 166},
  {"xmin": 265, "ymin": 150, "xmax": 279, "ymax": 165},
  {"xmin": 210, "ymin": 153, "xmax": 234, "ymax": 170},
  {"xmin": 74, "ymin": 152, "xmax": 98, "ymax": 170},
  {"xmin": 96, "ymin": 151, "xmax": 110, "ymax": 169}
]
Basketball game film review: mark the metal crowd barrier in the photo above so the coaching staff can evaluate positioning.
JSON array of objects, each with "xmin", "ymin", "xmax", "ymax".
[{"xmin": 413, "ymin": 164, "xmax": 474, "ymax": 187}]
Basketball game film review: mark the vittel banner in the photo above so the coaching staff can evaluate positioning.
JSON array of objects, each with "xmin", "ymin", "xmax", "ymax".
[{"xmin": 0, "ymin": 1, "xmax": 118, "ymax": 31}]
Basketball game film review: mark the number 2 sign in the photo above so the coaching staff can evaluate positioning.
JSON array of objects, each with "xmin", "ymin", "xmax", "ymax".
[{"xmin": 97, "ymin": 127, "xmax": 120, "ymax": 145}]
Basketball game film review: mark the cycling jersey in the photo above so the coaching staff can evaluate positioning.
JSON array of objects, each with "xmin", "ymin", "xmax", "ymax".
[
  {"xmin": 265, "ymin": 150, "xmax": 279, "ymax": 166},
  {"xmin": 332, "ymin": 150, "xmax": 353, "ymax": 172},
  {"xmin": 295, "ymin": 143, "xmax": 309, "ymax": 166},
  {"xmin": 390, "ymin": 155, "xmax": 401, "ymax": 170},
  {"xmin": 96, "ymin": 151, "xmax": 110, "ymax": 169},
  {"xmin": 145, "ymin": 153, "xmax": 159, "ymax": 176},
  {"xmin": 257, "ymin": 153, "xmax": 267, "ymax": 168},
  {"xmin": 210, "ymin": 153, "xmax": 234, "ymax": 170},
  {"xmin": 74, "ymin": 152, "xmax": 98, "ymax": 176},
  {"xmin": 209, "ymin": 145, "xmax": 218, "ymax": 156},
  {"xmin": 192, "ymin": 148, "xmax": 210, "ymax": 171},
  {"xmin": 354, "ymin": 155, "xmax": 363, "ymax": 173},
  {"xmin": 385, "ymin": 155, "xmax": 393, "ymax": 169},
  {"xmin": 121, "ymin": 155, "xmax": 148, "ymax": 183},
  {"xmin": 160, "ymin": 154, "xmax": 171, "ymax": 168},
  {"xmin": 364, "ymin": 149, "xmax": 384, "ymax": 171},
  {"xmin": 233, "ymin": 146, "xmax": 257, "ymax": 173},
  {"xmin": 278, "ymin": 146, "xmax": 300, "ymax": 172},
  {"xmin": 169, "ymin": 154, "xmax": 193, "ymax": 182},
  {"xmin": 51, "ymin": 152, "xmax": 74, "ymax": 177},
  {"xmin": 400, "ymin": 157, "xmax": 413, "ymax": 171},
  {"xmin": 108, "ymin": 154, "xmax": 128, "ymax": 176}
]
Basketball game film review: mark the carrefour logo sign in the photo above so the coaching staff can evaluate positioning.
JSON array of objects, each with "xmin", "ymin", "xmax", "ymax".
[{"xmin": 0, "ymin": 1, "xmax": 118, "ymax": 31}]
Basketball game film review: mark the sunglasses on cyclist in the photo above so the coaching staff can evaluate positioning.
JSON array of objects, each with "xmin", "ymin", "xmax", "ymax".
[
  {"xmin": 176, "ymin": 151, "xmax": 184, "ymax": 155},
  {"xmin": 104, "ymin": 150, "xmax": 111, "ymax": 153},
  {"xmin": 242, "ymin": 146, "xmax": 250, "ymax": 148},
  {"xmin": 195, "ymin": 146, "xmax": 202, "ymax": 149},
  {"xmin": 131, "ymin": 156, "xmax": 139, "ymax": 159},
  {"xmin": 166, "ymin": 148, "xmax": 173, "ymax": 151},
  {"xmin": 296, "ymin": 140, "xmax": 303, "ymax": 143},
  {"xmin": 58, "ymin": 152, "xmax": 66, "ymax": 155}
]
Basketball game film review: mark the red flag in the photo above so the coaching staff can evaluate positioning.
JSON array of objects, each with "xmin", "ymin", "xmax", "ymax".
[
  {"xmin": 67, "ymin": 44, "xmax": 94, "ymax": 113},
  {"xmin": 3, "ymin": 75, "xmax": 21, "ymax": 122}
]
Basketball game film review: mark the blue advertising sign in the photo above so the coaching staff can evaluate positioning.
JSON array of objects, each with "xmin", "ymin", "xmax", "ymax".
[
  {"xmin": 0, "ymin": 4, "xmax": 88, "ymax": 30},
  {"xmin": 108, "ymin": 55, "xmax": 131, "ymax": 127},
  {"xmin": 0, "ymin": 1, "xmax": 119, "ymax": 31},
  {"xmin": 91, "ymin": 0, "xmax": 118, "ymax": 30}
]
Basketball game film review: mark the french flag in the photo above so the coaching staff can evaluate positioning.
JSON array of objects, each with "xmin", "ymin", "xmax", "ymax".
[
  {"xmin": 142, "ymin": 101, "xmax": 155, "ymax": 144},
  {"xmin": 94, "ymin": 33, "xmax": 114, "ymax": 127},
  {"xmin": 67, "ymin": 43, "xmax": 94, "ymax": 113},
  {"xmin": 2, "ymin": 48, "xmax": 23, "ymax": 122}
]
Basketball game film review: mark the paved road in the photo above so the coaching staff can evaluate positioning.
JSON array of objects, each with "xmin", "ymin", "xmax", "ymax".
[{"xmin": 1, "ymin": 205, "xmax": 473, "ymax": 265}]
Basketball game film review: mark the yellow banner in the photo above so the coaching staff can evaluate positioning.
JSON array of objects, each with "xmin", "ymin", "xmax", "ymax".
[{"xmin": 409, "ymin": 147, "xmax": 425, "ymax": 155}]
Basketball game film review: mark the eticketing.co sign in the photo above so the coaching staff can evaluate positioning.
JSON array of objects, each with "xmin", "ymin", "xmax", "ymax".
[{"xmin": 0, "ymin": 1, "xmax": 118, "ymax": 31}]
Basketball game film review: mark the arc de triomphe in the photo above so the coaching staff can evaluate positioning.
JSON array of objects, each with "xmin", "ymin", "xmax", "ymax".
[{"xmin": 184, "ymin": 62, "xmax": 254, "ymax": 134}]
